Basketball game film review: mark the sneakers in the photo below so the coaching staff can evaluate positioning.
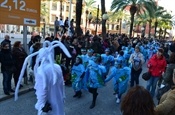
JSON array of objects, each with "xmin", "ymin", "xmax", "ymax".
[
  {"xmin": 116, "ymin": 98, "xmax": 120, "ymax": 104},
  {"xmin": 115, "ymin": 94, "xmax": 118, "ymax": 98}
]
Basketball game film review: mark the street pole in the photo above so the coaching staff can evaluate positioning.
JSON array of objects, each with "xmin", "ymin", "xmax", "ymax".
[
  {"xmin": 43, "ymin": 23, "xmax": 46, "ymax": 39},
  {"xmin": 60, "ymin": 0, "xmax": 63, "ymax": 18},
  {"xmin": 68, "ymin": 0, "xmax": 72, "ymax": 36},
  {"xmin": 95, "ymin": 5, "xmax": 99, "ymax": 36},
  {"xmin": 23, "ymin": 25, "xmax": 28, "ymax": 53},
  {"xmin": 23, "ymin": 25, "xmax": 28, "ymax": 84}
]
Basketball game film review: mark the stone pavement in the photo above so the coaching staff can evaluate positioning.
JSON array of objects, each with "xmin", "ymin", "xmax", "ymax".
[{"xmin": 0, "ymin": 72, "xmax": 34, "ymax": 102}]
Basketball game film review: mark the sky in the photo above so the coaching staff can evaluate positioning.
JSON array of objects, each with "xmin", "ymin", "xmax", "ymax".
[{"xmin": 95, "ymin": 0, "xmax": 175, "ymax": 15}]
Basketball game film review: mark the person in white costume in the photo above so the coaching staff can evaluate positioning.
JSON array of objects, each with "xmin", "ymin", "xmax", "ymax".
[{"xmin": 14, "ymin": 41, "xmax": 71, "ymax": 115}]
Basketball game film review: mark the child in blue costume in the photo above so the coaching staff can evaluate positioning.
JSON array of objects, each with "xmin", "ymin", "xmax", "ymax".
[
  {"xmin": 71, "ymin": 56, "xmax": 85, "ymax": 98},
  {"xmin": 105, "ymin": 59, "xmax": 131, "ymax": 104},
  {"xmin": 115, "ymin": 50, "xmax": 125, "ymax": 67},
  {"xmin": 81, "ymin": 49, "xmax": 94, "ymax": 90},
  {"xmin": 80, "ymin": 49, "xmax": 88, "ymax": 69},
  {"xmin": 85, "ymin": 54, "xmax": 105, "ymax": 109},
  {"xmin": 101, "ymin": 48, "xmax": 114, "ymax": 74},
  {"xmin": 124, "ymin": 45, "xmax": 134, "ymax": 66}
]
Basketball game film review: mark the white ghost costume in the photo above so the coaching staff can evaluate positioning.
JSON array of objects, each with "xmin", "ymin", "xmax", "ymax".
[{"xmin": 15, "ymin": 41, "xmax": 71, "ymax": 115}]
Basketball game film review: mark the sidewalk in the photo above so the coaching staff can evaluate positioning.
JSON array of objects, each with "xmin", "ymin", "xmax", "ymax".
[{"xmin": 0, "ymin": 73, "xmax": 34, "ymax": 102}]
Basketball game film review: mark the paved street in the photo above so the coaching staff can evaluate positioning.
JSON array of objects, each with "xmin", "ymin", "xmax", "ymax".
[{"xmin": 0, "ymin": 64, "xmax": 154, "ymax": 115}]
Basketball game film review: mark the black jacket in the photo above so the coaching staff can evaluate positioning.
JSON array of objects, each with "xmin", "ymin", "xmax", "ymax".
[{"xmin": 0, "ymin": 49, "xmax": 15, "ymax": 72}]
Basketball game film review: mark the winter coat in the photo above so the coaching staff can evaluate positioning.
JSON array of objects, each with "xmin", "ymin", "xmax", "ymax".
[
  {"xmin": 12, "ymin": 47, "xmax": 27, "ymax": 69},
  {"xmin": 163, "ymin": 64, "xmax": 175, "ymax": 86},
  {"xmin": 148, "ymin": 54, "xmax": 167, "ymax": 77},
  {"xmin": 155, "ymin": 86, "xmax": 175, "ymax": 115},
  {"xmin": 0, "ymin": 49, "xmax": 15, "ymax": 72}
]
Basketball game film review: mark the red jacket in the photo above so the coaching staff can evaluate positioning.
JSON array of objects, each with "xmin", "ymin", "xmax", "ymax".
[{"xmin": 147, "ymin": 54, "xmax": 167, "ymax": 77}]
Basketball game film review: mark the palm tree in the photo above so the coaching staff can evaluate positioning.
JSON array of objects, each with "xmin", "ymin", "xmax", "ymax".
[
  {"xmin": 75, "ymin": 0, "xmax": 83, "ymax": 36},
  {"xmin": 84, "ymin": 0, "xmax": 96, "ymax": 10},
  {"xmin": 114, "ymin": 10, "xmax": 129, "ymax": 34},
  {"xmin": 152, "ymin": 6, "xmax": 167, "ymax": 38},
  {"xmin": 157, "ymin": 13, "xmax": 174, "ymax": 39},
  {"xmin": 111, "ymin": 0, "xmax": 155, "ymax": 38},
  {"xmin": 101, "ymin": 0, "xmax": 106, "ymax": 39}
]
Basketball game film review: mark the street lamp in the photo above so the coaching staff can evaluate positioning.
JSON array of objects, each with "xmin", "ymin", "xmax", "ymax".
[
  {"xmin": 88, "ymin": 12, "xmax": 93, "ymax": 24},
  {"xmin": 95, "ymin": 5, "xmax": 99, "ymax": 35},
  {"xmin": 102, "ymin": 12, "xmax": 109, "ymax": 21},
  {"xmin": 101, "ymin": 12, "xmax": 109, "ymax": 39},
  {"xmin": 141, "ymin": 27, "xmax": 145, "ymax": 37}
]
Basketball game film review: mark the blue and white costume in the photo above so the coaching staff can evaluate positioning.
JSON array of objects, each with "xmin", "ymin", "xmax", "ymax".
[{"xmin": 71, "ymin": 64, "xmax": 85, "ymax": 91}]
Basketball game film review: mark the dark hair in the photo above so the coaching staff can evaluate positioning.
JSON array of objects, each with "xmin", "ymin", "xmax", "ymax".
[
  {"xmin": 121, "ymin": 86, "xmax": 155, "ymax": 115},
  {"xmin": 13, "ymin": 41, "xmax": 21, "ymax": 48},
  {"xmin": 119, "ymin": 50, "xmax": 124, "ymax": 56},
  {"xmin": 135, "ymin": 46, "xmax": 140, "ymax": 51},
  {"xmin": 169, "ymin": 52, "xmax": 175, "ymax": 64},
  {"xmin": 158, "ymin": 48, "xmax": 164, "ymax": 54}
]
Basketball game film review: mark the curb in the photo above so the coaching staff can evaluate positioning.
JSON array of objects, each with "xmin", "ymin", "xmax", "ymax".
[{"xmin": 0, "ymin": 87, "xmax": 34, "ymax": 102}]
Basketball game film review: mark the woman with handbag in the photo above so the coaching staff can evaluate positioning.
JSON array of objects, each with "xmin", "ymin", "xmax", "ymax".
[
  {"xmin": 146, "ymin": 48, "xmax": 167, "ymax": 97},
  {"xmin": 129, "ymin": 46, "xmax": 145, "ymax": 87},
  {"xmin": 0, "ymin": 42, "xmax": 16, "ymax": 95},
  {"xmin": 12, "ymin": 41, "xmax": 28, "ymax": 87}
]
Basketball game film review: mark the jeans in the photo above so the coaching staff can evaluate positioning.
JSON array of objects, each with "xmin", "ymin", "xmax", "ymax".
[
  {"xmin": 146, "ymin": 76, "xmax": 159, "ymax": 97},
  {"xmin": 130, "ymin": 68, "xmax": 142, "ymax": 87},
  {"xmin": 2, "ymin": 71, "xmax": 12, "ymax": 93}
]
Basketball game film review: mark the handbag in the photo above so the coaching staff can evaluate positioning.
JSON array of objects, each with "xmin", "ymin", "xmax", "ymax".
[{"xmin": 142, "ymin": 71, "xmax": 151, "ymax": 81}]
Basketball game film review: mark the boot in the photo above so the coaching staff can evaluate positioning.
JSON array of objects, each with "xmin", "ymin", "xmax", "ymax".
[
  {"xmin": 73, "ymin": 92, "xmax": 78, "ymax": 97},
  {"xmin": 89, "ymin": 93, "xmax": 98, "ymax": 109},
  {"xmin": 77, "ymin": 91, "xmax": 82, "ymax": 98}
]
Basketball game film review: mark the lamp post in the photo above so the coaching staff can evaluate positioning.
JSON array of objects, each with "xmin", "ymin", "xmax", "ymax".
[
  {"xmin": 88, "ymin": 12, "xmax": 93, "ymax": 24},
  {"xmin": 85, "ymin": 9, "xmax": 89, "ymax": 33},
  {"xmin": 102, "ymin": 12, "xmax": 109, "ymax": 39},
  {"xmin": 43, "ymin": 18, "xmax": 46, "ymax": 39},
  {"xmin": 95, "ymin": 5, "xmax": 99, "ymax": 35},
  {"xmin": 141, "ymin": 27, "xmax": 145, "ymax": 38},
  {"xmin": 60, "ymin": 0, "xmax": 63, "ymax": 18},
  {"xmin": 133, "ymin": 26, "xmax": 135, "ymax": 37}
]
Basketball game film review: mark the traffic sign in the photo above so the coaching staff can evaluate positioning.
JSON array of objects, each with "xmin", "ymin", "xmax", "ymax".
[{"xmin": 0, "ymin": 0, "xmax": 40, "ymax": 26}]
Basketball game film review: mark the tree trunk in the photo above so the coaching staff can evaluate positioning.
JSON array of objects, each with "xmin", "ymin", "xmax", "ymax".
[
  {"xmin": 148, "ymin": 20, "xmax": 152, "ymax": 38},
  {"xmin": 163, "ymin": 28, "xmax": 167, "ymax": 39},
  {"xmin": 101, "ymin": 0, "xmax": 106, "ymax": 40},
  {"xmin": 119, "ymin": 18, "xmax": 122, "ymax": 34},
  {"xmin": 129, "ymin": 5, "xmax": 137, "ymax": 38},
  {"xmin": 154, "ymin": 20, "xmax": 158, "ymax": 38},
  {"xmin": 75, "ymin": 0, "xmax": 83, "ymax": 37}
]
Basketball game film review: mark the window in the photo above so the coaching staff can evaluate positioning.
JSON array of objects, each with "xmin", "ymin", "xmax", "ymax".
[
  {"xmin": 112, "ymin": 24, "xmax": 114, "ymax": 30},
  {"xmin": 66, "ymin": 6, "xmax": 69, "ymax": 12},
  {"xmin": 52, "ymin": 2, "xmax": 57, "ymax": 10},
  {"xmin": 51, "ymin": 15, "xmax": 56, "ymax": 22},
  {"xmin": 62, "ymin": 6, "xmax": 64, "ymax": 11},
  {"xmin": 116, "ymin": 25, "xmax": 119, "ymax": 30},
  {"xmin": 107, "ymin": 24, "xmax": 109, "ymax": 29}
]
